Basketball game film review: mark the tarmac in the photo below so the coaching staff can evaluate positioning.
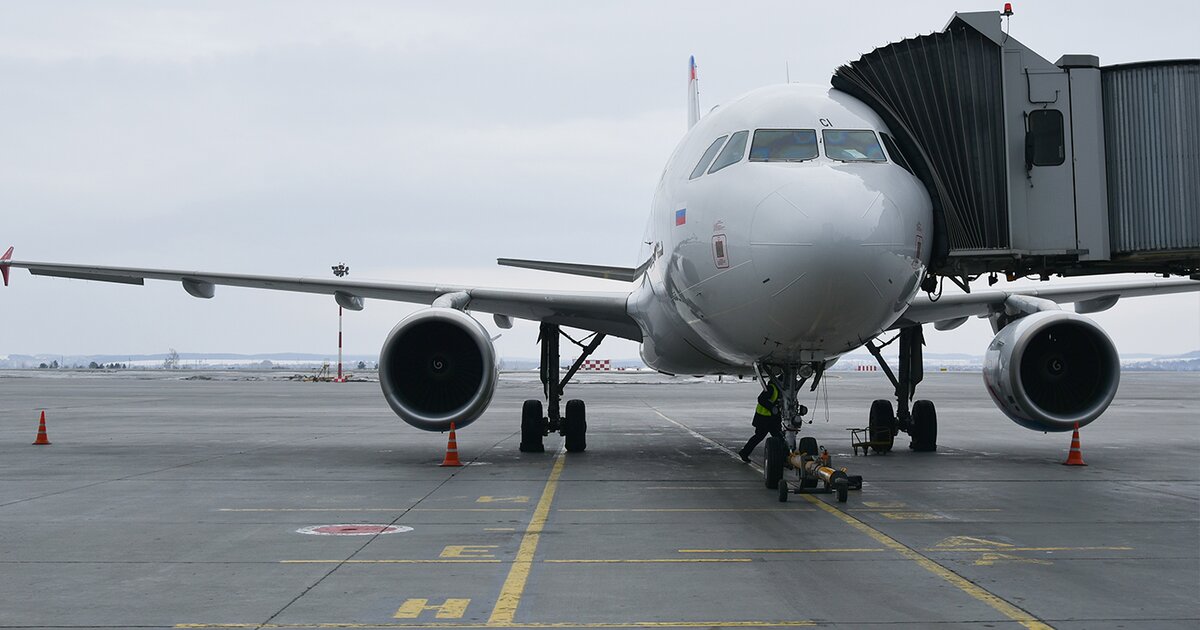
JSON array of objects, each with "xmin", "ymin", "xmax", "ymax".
[{"xmin": 0, "ymin": 370, "xmax": 1196, "ymax": 629}]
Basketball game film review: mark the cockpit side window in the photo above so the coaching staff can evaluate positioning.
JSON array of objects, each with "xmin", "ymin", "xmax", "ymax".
[
  {"xmin": 707, "ymin": 130, "xmax": 749, "ymax": 174},
  {"xmin": 880, "ymin": 132, "xmax": 913, "ymax": 174},
  {"xmin": 690, "ymin": 135, "xmax": 728, "ymax": 180},
  {"xmin": 823, "ymin": 130, "xmax": 886, "ymax": 162},
  {"xmin": 749, "ymin": 129, "xmax": 819, "ymax": 162}
]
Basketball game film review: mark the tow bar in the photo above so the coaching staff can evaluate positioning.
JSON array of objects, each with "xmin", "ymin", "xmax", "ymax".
[{"xmin": 777, "ymin": 446, "xmax": 863, "ymax": 503}]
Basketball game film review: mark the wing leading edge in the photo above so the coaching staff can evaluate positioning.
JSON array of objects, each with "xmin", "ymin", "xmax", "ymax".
[
  {"xmin": 896, "ymin": 278, "xmax": 1200, "ymax": 329},
  {"xmin": 1, "ymin": 257, "xmax": 642, "ymax": 341}
]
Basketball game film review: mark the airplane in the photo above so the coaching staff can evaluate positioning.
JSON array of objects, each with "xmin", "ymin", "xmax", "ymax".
[{"xmin": 3, "ymin": 56, "xmax": 1198, "ymax": 485}]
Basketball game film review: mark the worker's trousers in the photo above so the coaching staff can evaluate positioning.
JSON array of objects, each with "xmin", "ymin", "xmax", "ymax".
[{"xmin": 740, "ymin": 421, "xmax": 785, "ymax": 456}]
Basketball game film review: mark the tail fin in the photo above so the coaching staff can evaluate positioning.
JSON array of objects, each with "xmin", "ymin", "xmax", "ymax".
[
  {"xmin": 1, "ymin": 246, "xmax": 12, "ymax": 286},
  {"xmin": 687, "ymin": 56, "xmax": 700, "ymax": 129}
]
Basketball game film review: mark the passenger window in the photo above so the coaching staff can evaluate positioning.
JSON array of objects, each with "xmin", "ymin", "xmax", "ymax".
[
  {"xmin": 750, "ymin": 129, "xmax": 818, "ymax": 162},
  {"xmin": 708, "ymin": 130, "xmax": 749, "ymax": 174},
  {"xmin": 823, "ymin": 130, "xmax": 886, "ymax": 162},
  {"xmin": 690, "ymin": 136, "xmax": 728, "ymax": 180},
  {"xmin": 1026, "ymin": 109, "xmax": 1064, "ymax": 167},
  {"xmin": 880, "ymin": 132, "xmax": 913, "ymax": 174}
]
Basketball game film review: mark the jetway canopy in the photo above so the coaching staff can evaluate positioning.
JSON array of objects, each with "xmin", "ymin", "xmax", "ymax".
[{"xmin": 833, "ymin": 11, "xmax": 1199, "ymax": 279}]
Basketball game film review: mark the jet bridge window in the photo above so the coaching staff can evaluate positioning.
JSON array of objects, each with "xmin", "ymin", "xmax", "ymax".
[
  {"xmin": 1026, "ymin": 109, "xmax": 1065, "ymax": 167},
  {"xmin": 707, "ymin": 130, "xmax": 749, "ymax": 174},
  {"xmin": 749, "ymin": 129, "xmax": 819, "ymax": 162},
  {"xmin": 690, "ymin": 135, "xmax": 728, "ymax": 180},
  {"xmin": 822, "ymin": 130, "xmax": 886, "ymax": 162}
]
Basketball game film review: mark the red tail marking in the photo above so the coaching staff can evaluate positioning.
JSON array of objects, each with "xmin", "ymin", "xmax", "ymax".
[{"xmin": 0, "ymin": 246, "xmax": 11, "ymax": 287}]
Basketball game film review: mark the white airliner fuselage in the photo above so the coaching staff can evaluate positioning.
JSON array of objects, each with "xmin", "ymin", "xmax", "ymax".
[{"xmin": 630, "ymin": 84, "xmax": 933, "ymax": 374}]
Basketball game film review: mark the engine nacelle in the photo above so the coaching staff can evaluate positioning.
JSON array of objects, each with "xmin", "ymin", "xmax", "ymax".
[
  {"xmin": 378, "ymin": 308, "xmax": 498, "ymax": 432},
  {"xmin": 983, "ymin": 310, "xmax": 1120, "ymax": 432}
]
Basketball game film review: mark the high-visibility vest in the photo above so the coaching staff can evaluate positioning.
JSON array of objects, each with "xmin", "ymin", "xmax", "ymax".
[{"xmin": 755, "ymin": 383, "xmax": 779, "ymax": 416}]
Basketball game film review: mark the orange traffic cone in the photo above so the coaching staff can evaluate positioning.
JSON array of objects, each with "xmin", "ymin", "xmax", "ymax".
[
  {"xmin": 440, "ymin": 422, "xmax": 462, "ymax": 467},
  {"xmin": 1063, "ymin": 422, "xmax": 1086, "ymax": 466},
  {"xmin": 32, "ymin": 411, "xmax": 51, "ymax": 445}
]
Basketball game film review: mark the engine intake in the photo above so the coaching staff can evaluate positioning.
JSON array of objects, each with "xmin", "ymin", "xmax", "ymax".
[
  {"xmin": 983, "ymin": 311, "xmax": 1120, "ymax": 432},
  {"xmin": 378, "ymin": 308, "xmax": 498, "ymax": 432}
]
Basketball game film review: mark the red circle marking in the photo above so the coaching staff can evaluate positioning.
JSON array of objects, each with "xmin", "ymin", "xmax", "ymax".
[
  {"xmin": 296, "ymin": 524, "xmax": 412, "ymax": 536},
  {"xmin": 314, "ymin": 525, "xmax": 392, "ymax": 535}
]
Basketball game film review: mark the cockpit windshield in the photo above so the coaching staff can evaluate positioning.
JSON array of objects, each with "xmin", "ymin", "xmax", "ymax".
[
  {"xmin": 749, "ymin": 129, "xmax": 818, "ymax": 162},
  {"xmin": 822, "ymin": 130, "xmax": 886, "ymax": 162}
]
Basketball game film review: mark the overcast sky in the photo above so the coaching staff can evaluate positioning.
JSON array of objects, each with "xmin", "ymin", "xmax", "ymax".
[{"xmin": 2, "ymin": 1, "xmax": 1197, "ymax": 362}]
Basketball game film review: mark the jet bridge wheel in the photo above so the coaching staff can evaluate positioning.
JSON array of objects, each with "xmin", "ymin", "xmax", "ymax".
[
  {"xmin": 868, "ymin": 399, "xmax": 896, "ymax": 454},
  {"xmin": 563, "ymin": 399, "xmax": 587, "ymax": 453},
  {"xmin": 519, "ymin": 399, "xmax": 546, "ymax": 453},
  {"xmin": 909, "ymin": 400, "xmax": 938, "ymax": 452},
  {"xmin": 764, "ymin": 436, "xmax": 787, "ymax": 489}
]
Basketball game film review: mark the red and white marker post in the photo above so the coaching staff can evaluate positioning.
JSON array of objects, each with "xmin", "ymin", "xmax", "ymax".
[{"xmin": 337, "ymin": 304, "xmax": 344, "ymax": 383}]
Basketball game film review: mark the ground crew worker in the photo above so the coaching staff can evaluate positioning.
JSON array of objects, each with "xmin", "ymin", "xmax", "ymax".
[{"xmin": 739, "ymin": 381, "xmax": 785, "ymax": 462}]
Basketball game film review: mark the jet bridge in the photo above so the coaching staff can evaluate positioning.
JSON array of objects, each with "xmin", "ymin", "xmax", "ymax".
[{"xmin": 832, "ymin": 11, "xmax": 1199, "ymax": 282}]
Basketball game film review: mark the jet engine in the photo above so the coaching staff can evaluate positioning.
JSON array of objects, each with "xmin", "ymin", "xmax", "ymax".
[
  {"xmin": 378, "ymin": 308, "xmax": 498, "ymax": 432},
  {"xmin": 983, "ymin": 310, "xmax": 1120, "ymax": 432}
]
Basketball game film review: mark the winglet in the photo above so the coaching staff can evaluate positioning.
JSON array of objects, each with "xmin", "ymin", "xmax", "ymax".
[
  {"xmin": 687, "ymin": 55, "xmax": 700, "ymax": 129},
  {"xmin": 0, "ymin": 246, "xmax": 12, "ymax": 287}
]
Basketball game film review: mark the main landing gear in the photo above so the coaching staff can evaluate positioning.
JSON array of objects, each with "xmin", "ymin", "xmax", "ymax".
[
  {"xmin": 864, "ymin": 324, "xmax": 937, "ymax": 453},
  {"xmin": 519, "ymin": 322, "xmax": 605, "ymax": 454}
]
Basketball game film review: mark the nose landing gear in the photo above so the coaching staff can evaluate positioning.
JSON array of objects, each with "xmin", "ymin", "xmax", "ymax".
[{"xmin": 755, "ymin": 361, "xmax": 862, "ymax": 501}]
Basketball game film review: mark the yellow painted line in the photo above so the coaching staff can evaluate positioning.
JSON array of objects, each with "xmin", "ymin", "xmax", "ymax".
[
  {"xmin": 648, "ymin": 405, "xmax": 1053, "ymax": 630},
  {"xmin": 850, "ymin": 508, "xmax": 1003, "ymax": 513},
  {"xmin": 177, "ymin": 622, "xmax": 815, "ymax": 628},
  {"xmin": 801, "ymin": 494, "xmax": 1053, "ymax": 630},
  {"xmin": 488, "ymin": 449, "xmax": 567, "ymax": 625},
  {"xmin": 283, "ymin": 558, "xmax": 749, "ymax": 565},
  {"xmin": 544, "ymin": 558, "xmax": 753, "ymax": 563},
  {"xmin": 557, "ymin": 508, "xmax": 811, "ymax": 512},
  {"xmin": 218, "ymin": 508, "xmax": 527, "ymax": 512},
  {"xmin": 281, "ymin": 560, "xmax": 502, "ymax": 564},
  {"xmin": 644, "ymin": 486, "xmax": 745, "ymax": 490},
  {"xmin": 678, "ymin": 548, "xmax": 885, "ymax": 554},
  {"xmin": 927, "ymin": 546, "xmax": 1134, "ymax": 553}
]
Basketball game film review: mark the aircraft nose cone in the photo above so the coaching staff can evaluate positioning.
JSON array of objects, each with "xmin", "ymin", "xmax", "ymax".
[{"xmin": 749, "ymin": 166, "xmax": 916, "ymax": 356}]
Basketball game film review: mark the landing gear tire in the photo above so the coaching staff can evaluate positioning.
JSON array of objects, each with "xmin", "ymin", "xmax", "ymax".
[
  {"xmin": 869, "ymin": 399, "xmax": 895, "ymax": 454},
  {"xmin": 563, "ymin": 399, "xmax": 587, "ymax": 453},
  {"xmin": 765, "ymin": 436, "xmax": 786, "ymax": 489},
  {"xmin": 519, "ymin": 399, "xmax": 545, "ymax": 453},
  {"xmin": 778, "ymin": 479, "xmax": 789, "ymax": 502},
  {"xmin": 909, "ymin": 399, "xmax": 938, "ymax": 452}
]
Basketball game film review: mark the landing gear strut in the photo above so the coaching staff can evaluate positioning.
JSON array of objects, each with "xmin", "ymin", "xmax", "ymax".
[
  {"xmin": 864, "ymin": 324, "xmax": 937, "ymax": 452},
  {"xmin": 519, "ymin": 323, "xmax": 605, "ymax": 454}
]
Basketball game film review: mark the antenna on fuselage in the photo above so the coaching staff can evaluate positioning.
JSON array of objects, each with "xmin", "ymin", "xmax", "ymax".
[
  {"xmin": 687, "ymin": 55, "xmax": 700, "ymax": 129},
  {"xmin": 786, "ymin": 62, "xmax": 791, "ymax": 84}
]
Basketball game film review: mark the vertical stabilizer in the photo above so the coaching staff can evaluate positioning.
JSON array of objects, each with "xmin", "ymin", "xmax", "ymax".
[{"xmin": 687, "ymin": 56, "xmax": 700, "ymax": 129}]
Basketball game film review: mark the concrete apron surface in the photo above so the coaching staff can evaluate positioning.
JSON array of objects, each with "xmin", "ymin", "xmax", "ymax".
[{"xmin": 0, "ymin": 371, "xmax": 1196, "ymax": 629}]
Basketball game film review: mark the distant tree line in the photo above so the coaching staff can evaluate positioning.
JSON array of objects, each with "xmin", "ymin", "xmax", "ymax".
[{"xmin": 37, "ymin": 361, "xmax": 128, "ymax": 369}]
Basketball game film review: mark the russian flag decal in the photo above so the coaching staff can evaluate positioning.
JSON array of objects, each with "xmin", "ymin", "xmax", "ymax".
[{"xmin": 675, "ymin": 208, "xmax": 687, "ymax": 226}]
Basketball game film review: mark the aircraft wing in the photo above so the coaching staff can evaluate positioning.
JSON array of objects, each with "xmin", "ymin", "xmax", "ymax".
[
  {"xmin": 0, "ymin": 256, "xmax": 642, "ymax": 341},
  {"xmin": 895, "ymin": 278, "xmax": 1200, "ymax": 329}
]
